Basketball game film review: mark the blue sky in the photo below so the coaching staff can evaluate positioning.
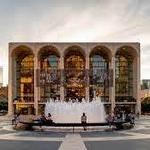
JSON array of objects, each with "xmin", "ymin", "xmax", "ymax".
[{"xmin": 0, "ymin": 0, "xmax": 150, "ymax": 85}]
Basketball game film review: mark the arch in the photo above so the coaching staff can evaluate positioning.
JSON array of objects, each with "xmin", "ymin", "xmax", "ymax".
[
  {"xmin": 115, "ymin": 45, "xmax": 138, "ymax": 58},
  {"xmin": 64, "ymin": 45, "xmax": 85, "ymax": 59},
  {"xmin": 38, "ymin": 46, "xmax": 61, "ymax": 102},
  {"xmin": 12, "ymin": 45, "xmax": 34, "ymax": 106},
  {"xmin": 90, "ymin": 46, "xmax": 112, "ymax": 62},
  {"xmin": 38, "ymin": 45, "xmax": 60, "ymax": 60},
  {"xmin": 38, "ymin": 46, "xmax": 60, "ymax": 69},
  {"xmin": 11, "ymin": 45, "xmax": 34, "ymax": 58},
  {"xmin": 89, "ymin": 46, "xmax": 110, "ymax": 101},
  {"xmin": 64, "ymin": 45, "xmax": 86, "ymax": 101},
  {"xmin": 115, "ymin": 45, "xmax": 136, "ymax": 102}
]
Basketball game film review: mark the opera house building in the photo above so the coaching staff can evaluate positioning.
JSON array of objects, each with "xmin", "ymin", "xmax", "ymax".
[{"xmin": 8, "ymin": 42, "xmax": 141, "ymax": 116}]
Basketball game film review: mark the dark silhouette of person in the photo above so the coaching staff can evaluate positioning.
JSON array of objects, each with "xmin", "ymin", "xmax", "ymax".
[
  {"xmin": 46, "ymin": 113, "xmax": 53, "ymax": 124},
  {"xmin": 81, "ymin": 113, "xmax": 87, "ymax": 131}
]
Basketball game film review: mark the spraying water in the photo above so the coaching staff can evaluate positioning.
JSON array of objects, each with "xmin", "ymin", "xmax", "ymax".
[{"xmin": 45, "ymin": 97, "xmax": 106, "ymax": 123}]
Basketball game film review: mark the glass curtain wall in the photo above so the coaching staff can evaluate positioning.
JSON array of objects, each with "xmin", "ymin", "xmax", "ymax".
[
  {"xmin": 39, "ymin": 49, "xmax": 60, "ymax": 102},
  {"xmin": 64, "ymin": 48, "xmax": 85, "ymax": 101},
  {"xmin": 16, "ymin": 53, "xmax": 34, "ymax": 103},
  {"xmin": 115, "ymin": 50, "xmax": 134, "ymax": 102},
  {"xmin": 90, "ymin": 49, "xmax": 109, "ymax": 102}
]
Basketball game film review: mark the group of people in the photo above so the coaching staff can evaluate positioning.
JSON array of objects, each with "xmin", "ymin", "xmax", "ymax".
[
  {"xmin": 106, "ymin": 111, "xmax": 136, "ymax": 127},
  {"xmin": 38, "ymin": 113, "xmax": 53, "ymax": 124},
  {"xmin": 12, "ymin": 111, "xmax": 136, "ymax": 131},
  {"xmin": 38, "ymin": 112, "xmax": 88, "ymax": 130},
  {"xmin": 12, "ymin": 112, "xmax": 53, "ymax": 128},
  {"xmin": 39, "ymin": 112, "xmax": 87, "ymax": 130}
]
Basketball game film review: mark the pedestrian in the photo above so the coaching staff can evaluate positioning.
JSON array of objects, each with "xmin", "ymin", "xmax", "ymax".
[
  {"xmin": 128, "ymin": 112, "xmax": 135, "ymax": 125},
  {"xmin": 12, "ymin": 113, "xmax": 20, "ymax": 128},
  {"xmin": 38, "ymin": 113, "xmax": 47, "ymax": 131},
  {"xmin": 137, "ymin": 112, "xmax": 140, "ymax": 119},
  {"xmin": 81, "ymin": 113, "xmax": 87, "ymax": 131},
  {"xmin": 12, "ymin": 114, "xmax": 17, "ymax": 125},
  {"xmin": 106, "ymin": 113, "xmax": 113, "ymax": 128}
]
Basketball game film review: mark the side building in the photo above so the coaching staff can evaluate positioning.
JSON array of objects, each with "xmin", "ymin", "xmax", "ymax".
[{"xmin": 8, "ymin": 42, "xmax": 141, "ymax": 116}]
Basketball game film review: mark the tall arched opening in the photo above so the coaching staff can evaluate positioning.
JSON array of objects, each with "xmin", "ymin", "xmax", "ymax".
[
  {"xmin": 12, "ymin": 46, "xmax": 34, "ymax": 114},
  {"xmin": 38, "ymin": 46, "xmax": 60, "ymax": 102},
  {"xmin": 115, "ymin": 46, "xmax": 137, "ymax": 113},
  {"xmin": 89, "ymin": 46, "xmax": 110, "ymax": 102},
  {"xmin": 64, "ymin": 46, "xmax": 85, "ymax": 101}
]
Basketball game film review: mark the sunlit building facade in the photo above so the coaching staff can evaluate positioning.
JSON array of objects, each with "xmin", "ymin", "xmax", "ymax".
[{"xmin": 8, "ymin": 42, "xmax": 141, "ymax": 115}]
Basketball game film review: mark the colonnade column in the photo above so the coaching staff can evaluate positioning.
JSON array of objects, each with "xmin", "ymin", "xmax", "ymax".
[
  {"xmin": 60, "ymin": 56, "xmax": 65, "ymax": 101},
  {"xmin": 8, "ymin": 50, "xmax": 14, "ymax": 116},
  {"xmin": 34, "ymin": 54, "xmax": 39, "ymax": 115},
  {"xmin": 85, "ymin": 55, "xmax": 89, "ymax": 101},
  {"xmin": 109, "ymin": 56, "xmax": 116, "ymax": 114},
  {"xmin": 136, "ymin": 56, "xmax": 141, "ymax": 115}
]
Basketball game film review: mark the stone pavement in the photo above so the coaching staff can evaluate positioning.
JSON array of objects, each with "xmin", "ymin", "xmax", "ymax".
[
  {"xmin": 0, "ymin": 116, "xmax": 150, "ymax": 150},
  {"xmin": 59, "ymin": 134, "xmax": 87, "ymax": 150}
]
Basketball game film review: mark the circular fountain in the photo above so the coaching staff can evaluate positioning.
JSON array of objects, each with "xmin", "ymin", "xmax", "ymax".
[{"xmin": 45, "ymin": 97, "xmax": 106, "ymax": 123}]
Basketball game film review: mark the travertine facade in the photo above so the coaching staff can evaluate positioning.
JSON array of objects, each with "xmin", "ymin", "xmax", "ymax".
[{"xmin": 8, "ymin": 42, "xmax": 141, "ymax": 116}]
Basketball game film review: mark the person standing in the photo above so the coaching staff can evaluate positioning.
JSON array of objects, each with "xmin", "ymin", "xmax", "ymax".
[
  {"xmin": 12, "ymin": 113, "xmax": 20, "ymax": 128},
  {"xmin": 106, "ymin": 113, "xmax": 114, "ymax": 128},
  {"xmin": 130, "ymin": 112, "xmax": 135, "ymax": 125},
  {"xmin": 81, "ymin": 113, "xmax": 87, "ymax": 131}
]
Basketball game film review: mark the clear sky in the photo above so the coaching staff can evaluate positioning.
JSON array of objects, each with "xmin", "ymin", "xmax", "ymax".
[{"xmin": 0, "ymin": 0, "xmax": 149, "ymax": 85}]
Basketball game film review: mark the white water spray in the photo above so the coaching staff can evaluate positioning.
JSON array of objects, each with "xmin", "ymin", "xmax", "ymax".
[{"xmin": 45, "ymin": 97, "xmax": 106, "ymax": 123}]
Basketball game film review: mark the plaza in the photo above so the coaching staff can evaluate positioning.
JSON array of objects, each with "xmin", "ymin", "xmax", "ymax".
[
  {"xmin": 0, "ymin": 116, "xmax": 150, "ymax": 150},
  {"xmin": 6, "ymin": 42, "xmax": 144, "ymax": 150},
  {"xmin": 0, "ymin": 0, "xmax": 150, "ymax": 150},
  {"xmin": 8, "ymin": 42, "xmax": 141, "ymax": 116}
]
